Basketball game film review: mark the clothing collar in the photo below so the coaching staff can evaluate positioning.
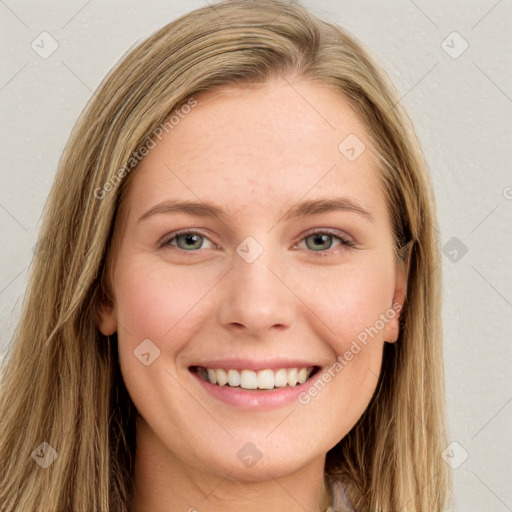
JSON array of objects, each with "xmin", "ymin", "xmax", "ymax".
[{"xmin": 326, "ymin": 479, "xmax": 356, "ymax": 512}]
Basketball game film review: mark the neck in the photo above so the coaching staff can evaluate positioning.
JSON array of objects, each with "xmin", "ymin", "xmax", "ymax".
[{"xmin": 129, "ymin": 418, "xmax": 330, "ymax": 512}]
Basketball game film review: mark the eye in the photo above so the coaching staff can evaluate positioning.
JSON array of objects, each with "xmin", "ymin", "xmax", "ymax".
[
  {"xmin": 160, "ymin": 230, "xmax": 216, "ymax": 251},
  {"xmin": 159, "ymin": 229, "xmax": 355, "ymax": 254},
  {"xmin": 296, "ymin": 230, "xmax": 355, "ymax": 253}
]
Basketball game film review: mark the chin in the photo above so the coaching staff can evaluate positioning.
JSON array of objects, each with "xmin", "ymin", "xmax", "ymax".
[{"xmin": 182, "ymin": 431, "xmax": 326, "ymax": 482}]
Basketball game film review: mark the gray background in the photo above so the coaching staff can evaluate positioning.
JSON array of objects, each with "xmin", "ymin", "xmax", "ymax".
[{"xmin": 1, "ymin": 1, "xmax": 511, "ymax": 510}]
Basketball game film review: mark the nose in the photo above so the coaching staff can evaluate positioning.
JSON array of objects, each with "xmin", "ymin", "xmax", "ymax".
[{"xmin": 217, "ymin": 244, "xmax": 295, "ymax": 337}]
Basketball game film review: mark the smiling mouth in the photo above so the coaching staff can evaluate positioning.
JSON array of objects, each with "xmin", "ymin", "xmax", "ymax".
[{"xmin": 190, "ymin": 366, "xmax": 320, "ymax": 390}]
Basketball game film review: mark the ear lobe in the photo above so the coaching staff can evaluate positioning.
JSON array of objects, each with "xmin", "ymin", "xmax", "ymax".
[{"xmin": 95, "ymin": 298, "xmax": 117, "ymax": 336}]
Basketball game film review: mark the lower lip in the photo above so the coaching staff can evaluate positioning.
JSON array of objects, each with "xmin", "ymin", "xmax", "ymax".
[{"xmin": 190, "ymin": 369, "xmax": 320, "ymax": 409}]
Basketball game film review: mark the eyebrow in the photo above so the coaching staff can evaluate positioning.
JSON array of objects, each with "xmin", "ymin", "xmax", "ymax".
[{"xmin": 137, "ymin": 197, "xmax": 375, "ymax": 223}]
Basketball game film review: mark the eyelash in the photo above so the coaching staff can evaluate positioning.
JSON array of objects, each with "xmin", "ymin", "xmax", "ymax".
[{"xmin": 159, "ymin": 228, "xmax": 356, "ymax": 255}]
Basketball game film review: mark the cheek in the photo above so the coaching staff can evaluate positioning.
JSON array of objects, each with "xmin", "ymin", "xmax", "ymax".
[
  {"xmin": 297, "ymin": 259, "xmax": 397, "ymax": 349},
  {"xmin": 294, "ymin": 263, "xmax": 396, "ymax": 434},
  {"xmin": 112, "ymin": 256, "xmax": 220, "ymax": 362},
  {"xmin": 111, "ymin": 257, "xmax": 216, "ymax": 429},
  {"xmin": 116, "ymin": 261, "xmax": 213, "ymax": 339}
]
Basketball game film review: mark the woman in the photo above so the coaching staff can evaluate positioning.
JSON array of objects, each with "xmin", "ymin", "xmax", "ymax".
[{"xmin": 0, "ymin": 1, "xmax": 452, "ymax": 510}]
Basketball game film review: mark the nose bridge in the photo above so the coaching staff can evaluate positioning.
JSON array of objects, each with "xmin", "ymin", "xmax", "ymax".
[{"xmin": 217, "ymin": 237, "xmax": 295, "ymax": 333}]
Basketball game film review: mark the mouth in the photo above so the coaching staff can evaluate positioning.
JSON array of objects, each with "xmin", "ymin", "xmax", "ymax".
[{"xmin": 189, "ymin": 365, "xmax": 320, "ymax": 391}]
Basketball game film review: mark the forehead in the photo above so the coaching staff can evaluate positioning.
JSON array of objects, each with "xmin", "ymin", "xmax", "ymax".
[{"xmin": 126, "ymin": 79, "xmax": 387, "ymax": 225}]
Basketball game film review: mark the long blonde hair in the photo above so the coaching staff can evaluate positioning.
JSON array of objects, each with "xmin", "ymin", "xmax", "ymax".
[{"xmin": 0, "ymin": 1, "xmax": 452, "ymax": 510}]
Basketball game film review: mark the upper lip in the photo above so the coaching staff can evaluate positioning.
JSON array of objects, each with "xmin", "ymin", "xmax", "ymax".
[{"xmin": 189, "ymin": 359, "xmax": 320, "ymax": 371}]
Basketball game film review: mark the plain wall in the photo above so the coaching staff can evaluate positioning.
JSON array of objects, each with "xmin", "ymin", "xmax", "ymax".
[{"xmin": 0, "ymin": 1, "xmax": 511, "ymax": 510}]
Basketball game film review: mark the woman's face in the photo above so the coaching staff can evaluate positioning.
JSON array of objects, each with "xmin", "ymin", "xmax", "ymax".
[{"xmin": 99, "ymin": 78, "xmax": 407, "ymax": 481}]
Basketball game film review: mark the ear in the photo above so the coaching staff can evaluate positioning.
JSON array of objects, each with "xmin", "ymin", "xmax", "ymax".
[
  {"xmin": 383, "ymin": 243, "xmax": 412, "ymax": 343},
  {"xmin": 96, "ymin": 296, "xmax": 117, "ymax": 336}
]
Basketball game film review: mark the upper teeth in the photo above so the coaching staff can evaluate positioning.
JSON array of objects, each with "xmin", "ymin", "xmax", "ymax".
[{"xmin": 199, "ymin": 367, "xmax": 314, "ymax": 390}]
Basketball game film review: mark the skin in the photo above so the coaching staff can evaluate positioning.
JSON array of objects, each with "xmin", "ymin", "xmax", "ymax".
[{"xmin": 98, "ymin": 78, "xmax": 408, "ymax": 512}]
